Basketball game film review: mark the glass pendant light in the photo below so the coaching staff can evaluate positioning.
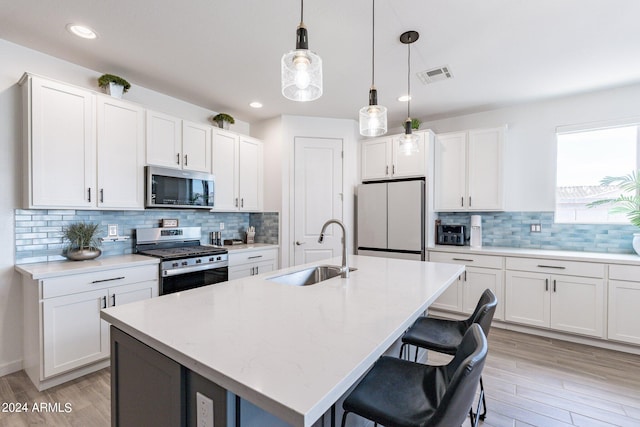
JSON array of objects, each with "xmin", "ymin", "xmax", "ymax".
[
  {"xmin": 398, "ymin": 30, "xmax": 420, "ymax": 155},
  {"xmin": 281, "ymin": 0, "xmax": 323, "ymax": 102},
  {"xmin": 359, "ymin": 0, "xmax": 387, "ymax": 137}
]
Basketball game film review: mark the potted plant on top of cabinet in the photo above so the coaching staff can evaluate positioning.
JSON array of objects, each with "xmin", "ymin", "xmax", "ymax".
[
  {"xmin": 63, "ymin": 221, "xmax": 102, "ymax": 260},
  {"xmin": 98, "ymin": 74, "xmax": 131, "ymax": 99},
  {"xmin": 211, "ymin": 113, "xmax": 235, "ymax": 130},
  {"xmin": 587, "ymin": 170, "xmax": 640, "ymax": 254}
]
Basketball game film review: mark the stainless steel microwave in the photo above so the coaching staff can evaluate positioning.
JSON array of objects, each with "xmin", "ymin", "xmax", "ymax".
[{"xmin": 145, "ymin": 166, "xmax": 215, "ymax": 209}]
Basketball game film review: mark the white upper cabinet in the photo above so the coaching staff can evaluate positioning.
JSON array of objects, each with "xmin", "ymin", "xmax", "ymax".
[
  {"xmin": 26, "ymin": 75, "xmax": 95, "ymax": 208},
  {"xmin": 23, "ymin": 74, "xmax": 144, "ymax": 210},
  {"xmin": 96, "ymin": 95, "xmax": 145, "ymax": 209},
  {"xmin": 146, "ymin": 112, "xmax": 212, "ymax": 172},
  {"xmin": 361, "ymin": 130, "xmax": 434, "ymax": 181},
  {"xmin": 239, "ymin": 136, "xmax": 263, "ymax": 211},
  {"xmin": 182, "ymin": 120, "xmax": 212, "ymax": 173},
  {"xmin": 212, "ymin": 129, "xmax": 263, "ymax": 211},
  {"xmin": 434, "ymin": 126, "xmax": 504, "ymax": 211}
]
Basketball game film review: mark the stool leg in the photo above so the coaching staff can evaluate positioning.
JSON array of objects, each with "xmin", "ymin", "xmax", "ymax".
[
  {"xmin": 340, "ymin": 410, "xmax": 349, "ymax": 427},
  {"xmin": 479, "ymin": 376, "xmax": 487, "ymax": 420},
  {"xmin": 331, "ymin": 404, "xmax": 336, "ymax": 427}
]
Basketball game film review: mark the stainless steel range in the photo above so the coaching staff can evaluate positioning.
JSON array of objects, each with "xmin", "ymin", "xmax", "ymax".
[{"xmin": 136, "ymin": 227, "xmax": 228, "ymax": 295}]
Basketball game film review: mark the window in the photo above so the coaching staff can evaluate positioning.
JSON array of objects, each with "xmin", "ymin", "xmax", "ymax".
[{"xmin": 555, "ymin": 122, "xmax": 639, "ymax": 224}]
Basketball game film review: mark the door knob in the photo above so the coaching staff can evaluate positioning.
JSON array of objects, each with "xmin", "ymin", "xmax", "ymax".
[{"xmin": 295, "ymin": 241, "xmax": 306, "ymax": 245}]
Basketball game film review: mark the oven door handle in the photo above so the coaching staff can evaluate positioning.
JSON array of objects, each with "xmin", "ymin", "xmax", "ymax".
[{"xmin": 162, "ymin": 262, "xmax": 229, "ymax": 277}]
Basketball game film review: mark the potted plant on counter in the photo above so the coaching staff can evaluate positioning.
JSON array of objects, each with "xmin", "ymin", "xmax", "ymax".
[
  {"xmin": 63, "ymin": 221, "xmax": 102, "ymax": 261},
  {"xmin": 211, "ymin": 113, "xmax": 235, "ymax": 130},
  {"xmin": 587, "ymin": 170, "xmax": 640, "ymax": 254},
  {"xmin": 98, "ymin": 74, "xmax": 131, "ymax": 99}
]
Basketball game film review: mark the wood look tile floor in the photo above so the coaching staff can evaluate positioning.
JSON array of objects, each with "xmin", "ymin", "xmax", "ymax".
[{"xmin": 1, "ymin": 328, "xmax": 639, "ymax": 426}]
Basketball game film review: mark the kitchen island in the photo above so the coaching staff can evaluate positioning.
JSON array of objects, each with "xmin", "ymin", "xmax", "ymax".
[{"xmin": 101, "ymin": 255, "xmax": 464, "ymax": 427}]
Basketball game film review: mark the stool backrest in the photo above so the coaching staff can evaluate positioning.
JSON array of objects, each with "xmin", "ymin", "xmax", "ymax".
[
  {"xmin": 430, "ymin": 324, "xmax": 487, "ymax": 427},
  {"xmin": 464, "ymin": 288, "xmax": 498, "ymax": 337}
]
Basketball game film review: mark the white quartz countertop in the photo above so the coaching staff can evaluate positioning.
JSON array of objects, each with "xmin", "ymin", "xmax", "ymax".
[
  {"xmin": 430, "ymin": 245, "xmax": 640, "ymax": 265},
  {"xmin": 100, "ymin": 255, "xmax": 464, "ymax": 427},
  {"xmin": 15, "ymin": 254, "xmax": 159, "ymax": 279},
  {"xmin": 220, "ymin": 243, "xmax": 279, "ymax": 252}
]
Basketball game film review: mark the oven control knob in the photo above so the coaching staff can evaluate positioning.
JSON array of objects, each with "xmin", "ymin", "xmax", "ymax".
[
  {"xmin": 209, "ymin": 257, "xmax": 215, "ymax": 262},
  {"xmin": 196, "ymin": 259, "xmax": 202, "ymax": 264},
  {"xmin": 172, "ymin": 262, "xmax": 179, "ymax": 268},
  {"xmin": 216, "ymin": 256, "xmax": 221, "ymax": 261},
  {"xmin": 182, "ymin": 261, "xmax": 188, "ymax": 266}
]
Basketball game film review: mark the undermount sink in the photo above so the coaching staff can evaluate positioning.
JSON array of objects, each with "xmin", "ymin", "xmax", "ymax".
[{"xmin": 267, "ymin": 265, "xmax": 357, "ymax": 286}]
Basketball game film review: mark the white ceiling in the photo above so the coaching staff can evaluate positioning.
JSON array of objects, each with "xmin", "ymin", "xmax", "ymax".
[{"xmin": 2, "ymin": 0, "xmax": 639, "ymax": 127}]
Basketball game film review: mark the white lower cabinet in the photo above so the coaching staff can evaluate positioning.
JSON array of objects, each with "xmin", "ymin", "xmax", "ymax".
[
  {"xmin": 22, "ymin": 263, "xmax": 158, "ymax": 390},
  {"xmin": 505, "ymin": 258, "xmax": 605, "ymax": 338},
  {"xmin": 608, "ymin": 265, "xmax": 640, "ymax": 345},
  {"xmin": 228, "ymin": 247, "xmax": 278, "ymax": 280},
  {"xmin": 429, "ymin": 251, "xmax": 504, "ymax": 320}
]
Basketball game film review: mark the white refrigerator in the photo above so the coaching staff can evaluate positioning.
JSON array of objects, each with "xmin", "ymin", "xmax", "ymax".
[{"xmin": 357, "ymin": 179, "xmax": 431, "ymax": 261}]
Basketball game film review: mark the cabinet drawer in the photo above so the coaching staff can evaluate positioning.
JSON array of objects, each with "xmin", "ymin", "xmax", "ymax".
[
  {"xmin": 229, "ymin": 248, "xmax": 277, "ymax": 267},
  {"xmin": 429, "ymin": 251, "xmax": 503, "ymax": 269},
  {"xmin": 42, "ymin": 265, "xmax": 158, "ymax": 299},
  {"xmin": 609, "ymin": 264, "xmax": 640, "ymax": 282},
  {"xmin": 505, "ymin": 257, "xmax": 605, "ymax": 278}
]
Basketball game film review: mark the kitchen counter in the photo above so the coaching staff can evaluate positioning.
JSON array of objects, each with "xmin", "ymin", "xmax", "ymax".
[
  {"xmin": 101, "ymin": 255, "xmax": 464, "ymax": 427},
  {"xmin": 430, "ymin": 245, "xmax": 640, "ymax": 265},
  {"xmin": 221, "ymin": 242, "xmax": 279, "ymax": 252},
  {"xmin": 15, "ymin": 254, "xmax": 159, "ymax": 279}
]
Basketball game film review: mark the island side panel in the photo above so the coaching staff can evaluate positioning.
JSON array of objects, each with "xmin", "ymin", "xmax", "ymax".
[{"xmin": 110, "ymin": 326, "xmax": 185, "ymax": 427}]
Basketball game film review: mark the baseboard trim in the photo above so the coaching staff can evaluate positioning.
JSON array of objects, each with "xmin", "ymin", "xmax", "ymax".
[{"xmin": 0, "ymin": 359, "xmax": 23, "ymax": 377}]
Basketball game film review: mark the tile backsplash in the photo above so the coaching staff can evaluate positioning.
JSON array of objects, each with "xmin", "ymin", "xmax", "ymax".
[
  {"xmin": 15, "ymin": 209, "xmax": 279, "ymax": 264},
  {"xmin": 438, "ymin": 211, "xmax": 638, "ymax": 254}
]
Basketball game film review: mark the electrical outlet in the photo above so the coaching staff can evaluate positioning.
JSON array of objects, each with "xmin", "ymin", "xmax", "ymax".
[
  {"xmin": 196, "ymin": 392, "xmax": 214, "ymax": 427},
  {"xmin": 219, "ymin": 222, "xmax": 224, "ymax": 230},
  {"xmin": 530, "ymin": 224, "xmax": 541, "ymax": 232}
]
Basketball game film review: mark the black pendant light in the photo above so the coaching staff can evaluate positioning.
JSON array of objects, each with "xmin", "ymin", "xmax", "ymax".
[
  {"xmin": 281, "ymin": 0, "xmax": 323, "ymax": 102},
  {"xmin": 359, "ymin": 0, "xmax": 387, "ymax": 136},
  {"xmin": 398, "ymin": 30, "xmax": 419, "ymax": 154}
]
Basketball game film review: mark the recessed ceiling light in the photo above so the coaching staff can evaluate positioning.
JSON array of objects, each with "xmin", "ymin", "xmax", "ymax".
[
  {"xmin": 249, "ymin": 101, "xmax": 263, "ymax": 108},
  {"xmin": 398, "ymin": 95, "xmax": 411, "ymax": 102},
  {"xmin": 66, "ymin": 24, "xmax": 98, "ymax": 39}
]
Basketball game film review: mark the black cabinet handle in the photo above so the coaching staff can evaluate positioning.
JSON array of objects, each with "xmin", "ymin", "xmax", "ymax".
[
  {"xmin": 91, "ymin": 276, "xmax": 125, "ymax": 284},
  {"xmin": 101, "ymin": 296, "xmax": 107, "ymax": 309},
  {"xmin": 452, "ymin": 258, "xmax": 474, "ymax": 262},
  {"xmin": 537, "ymin": 264, "xmax": 566, "ymax": 269}
]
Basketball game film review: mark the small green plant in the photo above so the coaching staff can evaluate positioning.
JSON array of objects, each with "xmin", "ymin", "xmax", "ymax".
[
  {"xmin": 63, "ymin": 222, "xmax": 102, "ymax": 250},
  {"xmin": 98, "ymin": 74, "xmax": 131, "ymax": 93},
  {"xmin": 587, "ymin": 170, "xmax": 640, "ymax": 227},
  {"xmin": 211, "ymin": 113, "xmax": 235, "ymax": 125},
  {"xmin": 411, "ymin": 118, "xmax": 421, "ymax": 130}
]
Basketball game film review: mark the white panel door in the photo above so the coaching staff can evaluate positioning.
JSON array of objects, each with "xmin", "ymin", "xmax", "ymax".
[
  {"xmin": 146, "ymin": 110, "xmax": 181, "ymax": 169},
  {"xmin": 96, "ymin": 96, "xmax": 144, "ymax": 209},
  {"xmin": 608, "ymin": 280, "xmax": 640, "ymax": 344},
  {"xmin": 182, "ymin": 120, "xmax": 211, "ymax": 173},
  {"xmin": 294, "ymin": 137, "xmax": 343, "ymax": 265},
  {"xmin": 392, "ymin": 133, "xmax": 426, "ymax": 178},
  {"xmin": 431, "ymin": 276, "xmax": 463, "ymax": 312},
  {"xmin": 43, "ymin": 289, "xmax": 109, "ymax": 378},
  {"xmin": 361, "ymin": 138, "xmax": 391, "ymax": 180},
  {"xmin": 357, "ymin": 183, "xmax": 387, "ymax": 249},
  {"xmin": 239, "ymin": 136, "xmax": 263, "ymax": 211},
  {"xmin": 387, "ymin": 180, "xmax": 423, "ymax": 252},
  {"xmin": 30, "ymin": 77, "xmax": 95, "ymax": 208},
  {"xmin": 211, "ymin": 129, "xmax": 240, "ymax": 210},
  {"xmin": 468, "ymin": 127, "xmax": 503, "ymax": 210},
  {"xmin": 110, "ymin": 281, "xmax": 157, "ymax": 307},
  {"xmin": 505, "ymin": 270, "xmax": 549, "ymax": 328},
  {"xmin": 463, "ymin": 267, "xmax": 504, "ymax": 320},
  {"xmin": 434, "ymin": 132, "xmax": 467, "ymax": 211},
  {"xmin": 550, "ymin": 275, "xmax": 604, "ymax": 338}
]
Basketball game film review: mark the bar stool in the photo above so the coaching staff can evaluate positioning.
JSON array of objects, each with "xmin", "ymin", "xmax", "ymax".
[
  {"xmin": 341, "ymin": 324, "xmax": 487, "ymax": 427},
  {"xmin": 399, "ymin": 288, "xmax": 497, "ymax": 421}
]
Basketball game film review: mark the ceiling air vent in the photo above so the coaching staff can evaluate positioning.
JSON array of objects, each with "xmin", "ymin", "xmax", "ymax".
[{"xmin": 416, "ymin": 66, "xmax": 453, "ymax": 85}]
